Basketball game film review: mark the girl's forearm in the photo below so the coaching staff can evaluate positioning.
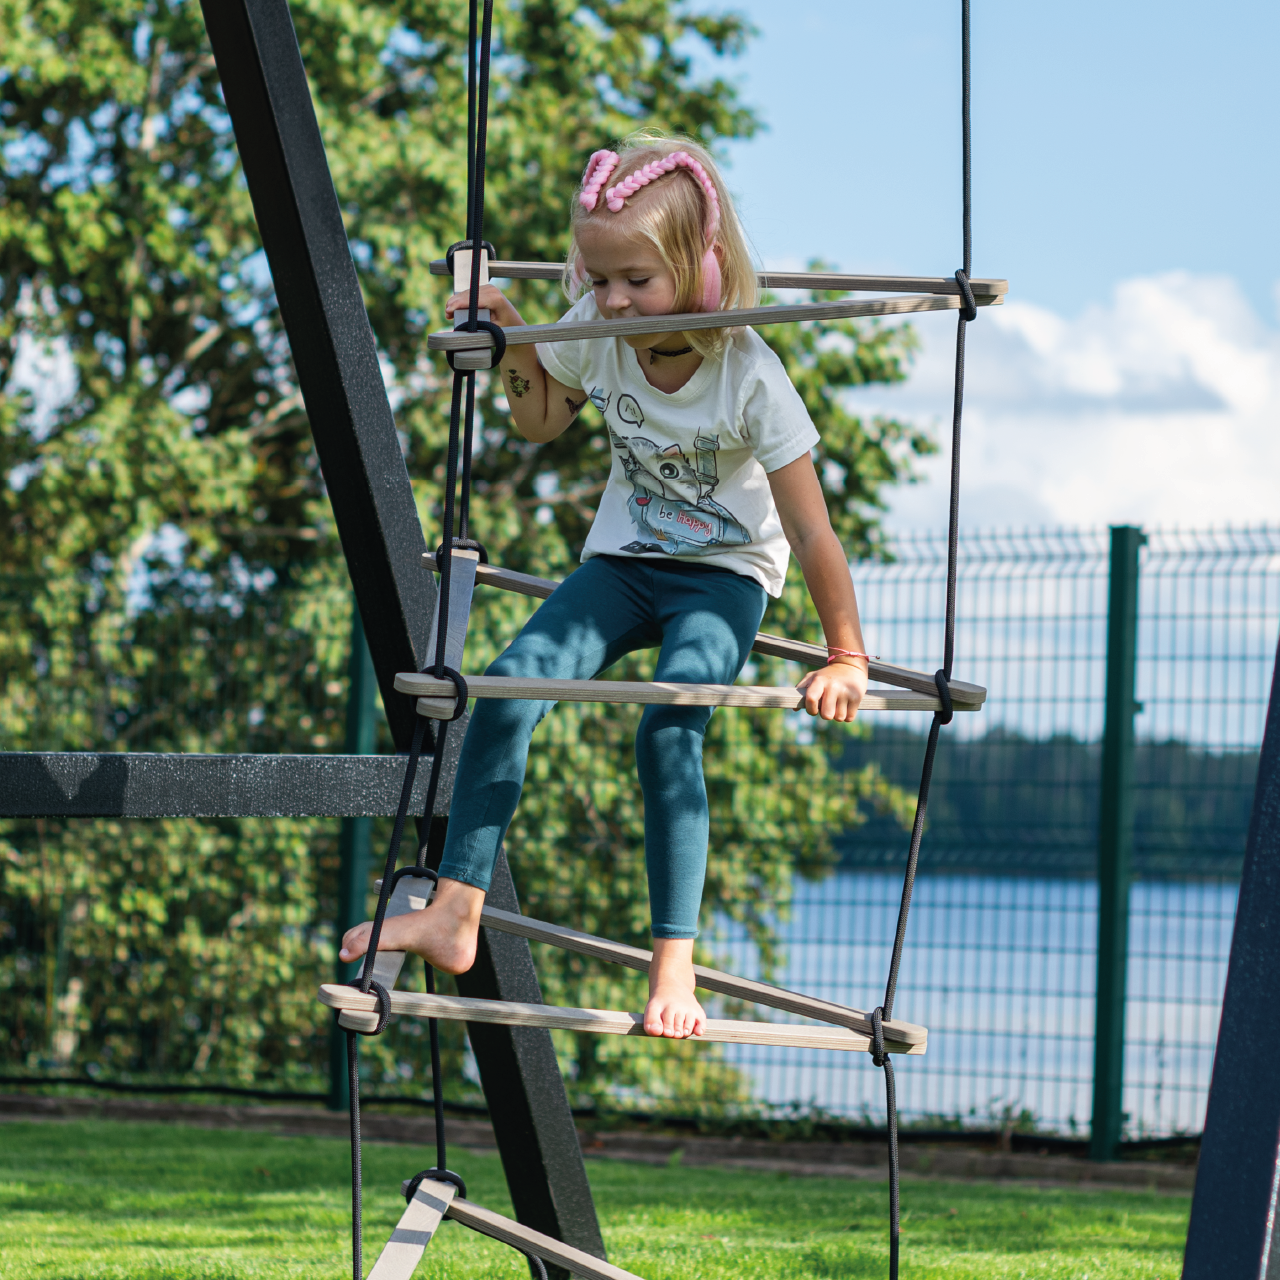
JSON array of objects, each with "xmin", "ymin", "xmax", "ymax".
[{"xmin": 793, "ymin": 527, "xmax": 867, "ymax": 655}]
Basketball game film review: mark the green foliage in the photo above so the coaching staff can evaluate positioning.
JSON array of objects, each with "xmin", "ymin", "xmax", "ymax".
[
  {"xmin": 0, "ymin": 1119, "xmax": 1192, "ymax": 1279},
  {"xmin": 0, "ymin": 0, "xmax": 929, "ymax": 1107}
]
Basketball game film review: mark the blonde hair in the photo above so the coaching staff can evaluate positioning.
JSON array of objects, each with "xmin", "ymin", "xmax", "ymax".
[{"xmin": 564, "ymin": 130, "xmax": 757, "ymax": 358}]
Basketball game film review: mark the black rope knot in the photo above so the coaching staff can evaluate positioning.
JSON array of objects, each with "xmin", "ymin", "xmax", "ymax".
[
  {"xmin": 424, "ymin": 665, "xmax": 469, "ymax": 722},
  {"xmin": 871, "ymin": 1005, "xmax": 889, "ymax": 1068},
  {"xmin": 446, "ymin": 319, "xmax": 507, "ymax": 371},
  {"xmin": 402, "ymin": 1167, "xmax": 468, "ymax": 1203},
  {"xmin": 349, "ymin": 979, "xmax": 392, "ymax": 1035},
  {"xmin": 934, "ymin": 670, "xmax": 954, "ymax": 726},
  {"xmin": 435, "ymin": 537, "xmax": 489, "ymax": 568},
  {"xmin": 954, "ymin": 269, "xmax": 977, "ymax": 322}
]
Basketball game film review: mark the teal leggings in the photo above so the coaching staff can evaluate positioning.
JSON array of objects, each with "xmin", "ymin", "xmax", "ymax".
[{"xmin": 437, "ymin": 555, "xmax": 768, "ymax": 938}]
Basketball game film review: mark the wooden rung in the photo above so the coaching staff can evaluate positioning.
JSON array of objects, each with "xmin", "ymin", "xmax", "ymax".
[
  {"xmin": 337, "ymin": 875, "xmax": 432, "ymax": 1032},
  {"xmin": 317, "ymin": 984, "xmax": 926, "ymax": 1055},
  {"xmin": 446, "ymin": 1196, "xmax": 645, "ymax": 1280},
  {"xmin": 395, "ymin": 671, "xmax": 972, "ymax": 715},
  {"xmin": 446, "ymin": 559, "xmax": 985, "ymax": 707},
  {"xmin": 476, "ymin": 904, "xmax": 926, "ymax": 1047},
  {"xmin": 428, "ymin": 292, "xmax": 1000, "ymax": 354},
  {"xmin": 369, "ymin": 882, "xmax": 925, "ymax": 1047},
  {"xmin": 417, "ymin": 548, "xmax": 481, "ymax": 719},
  {"xmin": 368, "ymin": 1177, "xmax": 457, "ymax": 1280},
  {"xmin": 429, "ymin": 257, "xmax": 1008, "ymax": 300}
]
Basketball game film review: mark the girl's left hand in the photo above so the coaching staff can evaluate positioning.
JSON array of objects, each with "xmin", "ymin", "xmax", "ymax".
[{"xmin": 796, "ymin": 659, "xmax": 868, "ymax": 722}]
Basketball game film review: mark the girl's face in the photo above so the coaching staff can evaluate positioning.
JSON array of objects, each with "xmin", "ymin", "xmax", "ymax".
[{"xmin": 576, "ymin": 222, "xmax": 680, "ymax": 351}]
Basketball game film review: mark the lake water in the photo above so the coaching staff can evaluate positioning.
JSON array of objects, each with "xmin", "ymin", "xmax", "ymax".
[{"xmin": 713, "ymin": 870, "xmax": 1238, "ymax": 1136}]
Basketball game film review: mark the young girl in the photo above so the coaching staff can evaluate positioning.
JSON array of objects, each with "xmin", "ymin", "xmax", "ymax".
[{"xmin": 341, "ymin": 133, "xmax": 870, "ymax": 1039}]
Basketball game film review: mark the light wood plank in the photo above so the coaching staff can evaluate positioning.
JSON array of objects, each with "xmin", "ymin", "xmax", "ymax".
[
  {"xmin": 477, "ymin": 904, "xmax": 926, "ymax": 1047},
  {"xmin": 429, "ymin": 257, "xmax": 1008, "ymax": 299},
  {"xmin": 368, "ymin": 1178, "xmax": 457, "ymax": 1280},
  {"xmin": 428, "ymin": 292, "xmax": 999, "ymax": 353},
  {"xmin": 446, "ymin": 1197, "xmax": 645, "ymax": 1280},
  {"xmin": 369, "ymin": 882, "xmax": 925, "ymax": 1047},
  {"xmin": 337, "ymin": 876, "xmax": 431, "ymax": 1032},
  {"xmin": 318, "ymin": 985, "xmax": 926, "ymax": 1055},
  {"xmin": 394, "ymin": 671, "xmax": 971, "ymax": 715},
  {"xmin": 418, "ymin": 549, "xmax": 480, "ymax": 719},
  {"xmin": 454, "ymin": 560, "xmax": 985, "ymax": 707}
]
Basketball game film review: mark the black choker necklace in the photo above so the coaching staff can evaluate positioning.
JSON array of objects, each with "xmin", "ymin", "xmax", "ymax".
[{"xmin": 650, "ymin": 344, "xmax": 694, "ymax": 365}]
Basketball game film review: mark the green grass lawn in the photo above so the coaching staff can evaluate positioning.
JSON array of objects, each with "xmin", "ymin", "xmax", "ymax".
[{"xmin": 0, "ymin": 1118, "xmax": 1187, "ymax": 1278}]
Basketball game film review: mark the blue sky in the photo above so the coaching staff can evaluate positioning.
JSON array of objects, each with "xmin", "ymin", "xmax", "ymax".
[
  {"xmin": 701, "ymin": 1, "xmax": 1280, "ymax": 532},
  {"xmin": 716, "ymin": 0, "xmax": 1279, "ymax": 319}
]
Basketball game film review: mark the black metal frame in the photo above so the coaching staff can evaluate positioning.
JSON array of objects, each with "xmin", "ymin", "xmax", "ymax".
[
  {"xmin": 0, "ymin": 751, "xmax": 452, "ymax": 818},
  {"xmin": 1182, "ymin": 630, "xmax": 1280, "ymax": 1279}
]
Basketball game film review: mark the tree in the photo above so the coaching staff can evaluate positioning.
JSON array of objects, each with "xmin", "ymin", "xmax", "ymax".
[{"xmin": 0, "ymin": 0, "xmax": 928, "ymax": 1108}]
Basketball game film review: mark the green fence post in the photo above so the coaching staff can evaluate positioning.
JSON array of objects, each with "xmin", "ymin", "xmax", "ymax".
[
  {"xmin": 1090, "ymin": 525, "xmax": 1145, "ymax": 1161},
  {"xmin": 328, "ymin": 602, "xmax": 378, "ymax": 1111}
]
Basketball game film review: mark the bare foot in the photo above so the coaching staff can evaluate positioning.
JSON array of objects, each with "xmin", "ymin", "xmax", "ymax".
[
  {"xmin": 339, "ymin": 878, "xmax": 486, "ymax": 975},
  {"xmin": 644, "ymin": 938, "xmax": 706, "ymax": 1038}
]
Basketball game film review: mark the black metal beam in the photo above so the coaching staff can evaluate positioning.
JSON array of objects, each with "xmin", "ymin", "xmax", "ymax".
[
  {"xmin": 197, "ymin": 0, "xmax": 604, "ymax": 1260},
  {"xmin": 1182, "ymin": 632, "xmax": 1280, "ymax": 1280},
  {"xmin": 0, "ymin": 752, "xmax": 452, "ymax": 818}
]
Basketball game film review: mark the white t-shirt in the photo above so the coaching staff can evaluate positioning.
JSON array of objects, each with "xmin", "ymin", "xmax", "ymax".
[{"xmin": 536, "ymin": 295, "xmax": 819, "ymax": 597}]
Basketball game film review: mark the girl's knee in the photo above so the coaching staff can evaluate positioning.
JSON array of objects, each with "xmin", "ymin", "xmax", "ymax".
[{"xmin": 635, "ymin": 707, "xmax": 708, "ymax": 782}]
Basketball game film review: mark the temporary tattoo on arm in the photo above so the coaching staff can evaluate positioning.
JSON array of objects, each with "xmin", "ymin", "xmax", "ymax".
[
  {"xmin": 565, "ymin": 395, "xmax": 588, "ymax": 419},
  {"xmin": 507, "ymin": 370, "xmax": 530, "ymax": 398}
]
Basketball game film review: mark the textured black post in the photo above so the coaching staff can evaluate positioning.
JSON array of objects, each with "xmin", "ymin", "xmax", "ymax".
[
  {"xmin": 330, "ymin": 604, "xmax": 377, "ymax": 1111},
  {"xmin": 1182, "ymin": 631, "xmax": 1280, "ymax": 1279},
  {"xmin": 1090, "ymin": 525, "xmax": 1145, "ymax": 1161},
  {"xmin": 197, "ymin": 0, "xmax": 604, "ymax": 1261}
]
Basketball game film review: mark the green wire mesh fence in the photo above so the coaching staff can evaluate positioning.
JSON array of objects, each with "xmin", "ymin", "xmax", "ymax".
[{"xmin": 713, "ymin": 526, "xmax": 1276, "ymax": 1135}]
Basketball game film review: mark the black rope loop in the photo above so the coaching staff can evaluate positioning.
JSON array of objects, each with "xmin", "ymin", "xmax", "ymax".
[
  {"xmin": 402, "ymin": 1167, "xmax": 468, "ymax": 1203},
  {"xmin": 871, "ymin": 1005, "xmax": 888, "ymax": 1068},
  {"xmin": 425, "ymin": 665, "xmax": 469, "ymax": 721},
  {"xmin": 391, "ymin": 864, "xmax": 438, "ymax": 890},
  {"xmin": 434, "ymin": 537, "xmax": 489, "ymax": 568},
  {"xmin": 934, "ymin": 670, "xmax": 954, "ymax": 726},
  {"xmin": 446, "ymin": 319, "xmax": 507, "ymax": 371},
  {"xmin": 347, "ymin": 979, "xmax": 392, "ymax": 1036},
  {"xmin": 445, "ymin": 238, "xmax": 496, "ymax": 277},
  {"xmin": 954, "ymin": 268, "xmax": 977, "ymax": 322},
  {"xmin": 525, "ymin": 1253, "xmax": 549, "ymax": 1280}
]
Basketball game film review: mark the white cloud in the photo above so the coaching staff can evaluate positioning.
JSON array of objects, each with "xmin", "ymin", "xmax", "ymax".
[{"xmin": 843, "ymin": 272, "xmax": 1280, "ymax": 531}]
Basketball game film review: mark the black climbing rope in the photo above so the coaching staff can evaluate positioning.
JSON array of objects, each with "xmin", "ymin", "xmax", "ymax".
[
  {"xmin": 340, "ymin": 4, "xmax": 534, "ymax": 1277},
  {"xmin": 873, "ymin": 3, "xmax": 974, "ymax": 1277}
]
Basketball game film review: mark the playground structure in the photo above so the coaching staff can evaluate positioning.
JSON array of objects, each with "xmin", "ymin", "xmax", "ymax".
[{"xmin": 1, "ymin": 1, "xmax": 1276, "ymax": 1278}]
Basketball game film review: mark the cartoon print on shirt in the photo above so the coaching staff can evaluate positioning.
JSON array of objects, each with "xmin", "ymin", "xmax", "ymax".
[{"xmin": 605, "ymin": 395, "xmax": 751, "ymax": 555}]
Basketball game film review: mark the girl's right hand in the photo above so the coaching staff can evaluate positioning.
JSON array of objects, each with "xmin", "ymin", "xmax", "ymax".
[{"xmin": 444, "ymin": 283, "xmax": 525, "ymax": 329}]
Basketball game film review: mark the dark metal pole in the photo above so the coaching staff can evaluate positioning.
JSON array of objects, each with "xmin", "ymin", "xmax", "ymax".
[
  {"xmin": 1182, "ymin": 631, "xmax": 1280, "ymax": 1279},
  {"xmin": 197, "ymin": 0, "xmax": 605, "ymax": 1262},
  {"xmin": 330, "ymin": 603, "xmax": 377, "ymax": 1110},
  {"xmin": 1090, "ymin": 524, "xmax": 1145, "ymax": 1162}
]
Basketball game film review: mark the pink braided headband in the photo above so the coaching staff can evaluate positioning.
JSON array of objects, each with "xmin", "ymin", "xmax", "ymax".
[
  {"xmin": 578, "ymin": 149, "xmax": 723, "ymax": 312},
  {"xmin": 579, "ymin": 149, "xmax": 721, "ymax": 239}
]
